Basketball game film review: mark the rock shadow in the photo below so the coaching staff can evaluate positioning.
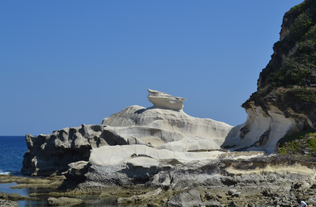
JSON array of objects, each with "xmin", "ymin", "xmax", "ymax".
[
  {"xmin": 134, "ymin": 106, "xmax": 181, "ymax": 114},
  {"xmin": 134, "ymin": 106, "xmax": 156, "ymax": 114}
]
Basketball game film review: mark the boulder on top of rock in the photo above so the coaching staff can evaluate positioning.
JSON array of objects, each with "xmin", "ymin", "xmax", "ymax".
[{"xmin": 147, "ymin": 89, "xmax": 186, "ymax": 111}]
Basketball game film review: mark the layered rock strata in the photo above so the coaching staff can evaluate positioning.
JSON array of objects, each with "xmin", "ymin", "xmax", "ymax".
[{"xmin": 74, "ymin": 153, "xmax": 316, "ymax": 207}]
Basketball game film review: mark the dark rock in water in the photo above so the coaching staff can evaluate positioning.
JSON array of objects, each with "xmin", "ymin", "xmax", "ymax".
[
  {"xmin": 0, "ymin": 199, "xmax": 18, "ymax": 207},
  {"xmin": 47, "ymin": 197, "xmax": 83, "ymax": 206},
  {"xmin": 0, "ymin": 191, "xmax": 38, "ymax": 201}
]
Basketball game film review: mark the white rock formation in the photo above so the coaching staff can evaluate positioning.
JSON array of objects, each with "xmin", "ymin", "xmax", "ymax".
[
  {"xmin": 147, "ymin": 89, "xmax": 186, "ymax": 111},
  {"xmin": 23, "ymin": 89, "xmax": 232, "ymax": 175},
  {"xmin": 90, "ymin": 145, "xmax": 225, "ymax": 167},
  {"xmin": 102, "ymin": 105, "xmax": 233, "ymax": 152},
  {"xmin": 221, "ymin": 102, "xmax": 299, "ymax": 153}
]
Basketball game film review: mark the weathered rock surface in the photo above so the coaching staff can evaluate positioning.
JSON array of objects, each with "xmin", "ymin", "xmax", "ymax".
[
  {"xmin": 0, "ymin": 199, "xmax": 18, "ymax": 207},
  {"xmin": 101, "ymin": 105, "xmax": 232, "ymax": 152},
  {"xmin": 0, "ymin": 174, "xmax": 64, "ymax": 189},
  {"xmin": 117, "ymin": 188, "xmax": 163, "ymax": 204},
  {"xmin": 22, "ymin": 89, "xmax": 232, "ymax": 176},
  {"xmin": 75, "ymin": 154, "xmax": 316, "ymax": 206},
  {"xmin": 166, "ymin": 189, "xmax": 201, "ymax": 207},
  {"xmin": 222, "ymin": 103, "xmax": 299, "ymax": 153},
  {"xmin": 47, "ymin": 196, "xmax": 83, "ymax": 206},
  {"xmin": 0, "ymin": 191, "xmax": 39, "ymax": 202},
  {"xmin": 147, "ymin": 89, "xmax": 186, "ymax": 111}
]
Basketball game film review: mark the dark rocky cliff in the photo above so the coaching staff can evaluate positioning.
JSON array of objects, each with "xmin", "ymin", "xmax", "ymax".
[
  {"xmin": 244, "ymin": 0, "xmax": 316, "ymax": 122},
  {"xmin": 222, "ymin": 0, "xmax": 316, "ymax": 153}
]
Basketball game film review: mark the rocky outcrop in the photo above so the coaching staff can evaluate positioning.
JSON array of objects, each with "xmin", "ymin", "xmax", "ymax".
[
  {"xmin": 101, "ymin": 105, "xmax": 232, "ymax": 152},
  {"xmin": 147, "ymin": 89, "xmax": 186, "ymax": 111},
  {"xmin": 0, "ymin": 174, "xmax": 64, "ymax": 189},
  {"xmin": 47, "ymin": 197, "xmax": 83, "ymax": 206},
  {"xmin": 222, "ymin": 103, "xmax": 299, "ymax": 153},
  {"xmin": 0, "ymin": 191, "xmax": 38, "ymax": 202},
  {"xmin": 22, "ymin": 125, "xmax": 93, "ymax": 176},
  {"xmin": 83, "ymin": 152, "xmax": 314, "ymax": 190},
  {"xmin": 0, "ymin": 199, "xmax": 18, "ymax": 207},
  {"xmin": 166, "ymin": 189, "xmax": 202, "ymax": 207},
  {"xmin": 85, "ymin": 145, "xmax": 226, "ymax": 187},
  {"xmin": 75, "ymin": 153, "xmax": 316, "ymax": 206},
  {"xmin": 22, "ymin": 89, "xmax": 232, "ymax": 176},
  {"xmin": 222, "ymin": 0, "xmax": 316, "ymax": 153}
]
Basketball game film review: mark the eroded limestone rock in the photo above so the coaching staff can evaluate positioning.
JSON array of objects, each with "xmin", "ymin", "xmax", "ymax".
[
  {"xmin": 23, "ymin": 90, "xmax": 232, "ymax": 176},
  {"xmin": 147, "ymin": 89, "xmax": 186, "ymax": 111},
  {"xmin": 101, "ymin": 105, "xmax": 232, "ymax": 152},
  {"xmin": 222, "ymin": 102, "xmax": 299, "ymax": 153}
]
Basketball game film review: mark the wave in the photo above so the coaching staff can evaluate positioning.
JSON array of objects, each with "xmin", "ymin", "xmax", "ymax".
[{"xmin": 0, "ymin": 170, "xmax": 11, "ymax": 175}]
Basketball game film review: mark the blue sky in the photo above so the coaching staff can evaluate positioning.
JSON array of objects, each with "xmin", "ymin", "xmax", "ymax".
[{"xmin": 0, "ymin": 0, "xmax": 304, "ymax": 136}]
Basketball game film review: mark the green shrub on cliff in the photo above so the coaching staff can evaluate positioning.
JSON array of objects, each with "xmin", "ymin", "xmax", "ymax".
[
  {"xmin": 287, "ymin": 2, "xmax": 316, "ymax": 44},
  {"xmin": 249, "ymin": 0, "xmax": 316, "ymax": 92},
  {"xmin": 278, "ymin": 129, "xmax": 316, "ymax": 155},
  {"xmin": 243, "ymin": 0, "xmax": 316, "ymax": 120}
]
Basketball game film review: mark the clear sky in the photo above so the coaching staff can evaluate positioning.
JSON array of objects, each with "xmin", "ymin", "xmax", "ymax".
[{"xmin": 0, "ymin": 0, "xmax": 304, "ymax": 136}]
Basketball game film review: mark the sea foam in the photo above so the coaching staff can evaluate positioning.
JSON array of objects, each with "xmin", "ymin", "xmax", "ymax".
[{"xmin": 0, "ymin": 170, "xmax": 11, "ymax": 175}]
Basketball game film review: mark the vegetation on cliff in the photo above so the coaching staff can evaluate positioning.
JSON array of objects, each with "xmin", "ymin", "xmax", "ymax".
[
  {"xmin": 241, "ymin": 0, "xmax": 316, "ymax": 155},
  {"xmin": 243, "ymin": 0, "xmax": 316, "ymax": 112},
  {"xmin": 278, "ymin": 129, "xmax": 316, "ymax": 155}
]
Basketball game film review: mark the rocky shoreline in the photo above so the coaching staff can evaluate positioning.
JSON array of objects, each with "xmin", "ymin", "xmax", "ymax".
[
  {"xmin": 13, "ymin": 86, "xmax": 316, "ymax": 206},
  {"xmin": 2, "ymin": 153, "xmax": 316, "ymax": 206},
  {"xmin": 9, "ymin": 1, "xmax": 316, "ymax": 206}
]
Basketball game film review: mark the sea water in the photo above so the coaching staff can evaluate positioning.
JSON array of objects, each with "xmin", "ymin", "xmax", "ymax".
[
  {"xmin": 0, "ymin": 136, "xmax": 26, "ymax": 176},
  {"xmin": 0, "ymin": 136, "xmax": 29, "ymax": 206},
  {"xmin": 0, "ymin": 136, "xmax": 119, "ymax": 207}
]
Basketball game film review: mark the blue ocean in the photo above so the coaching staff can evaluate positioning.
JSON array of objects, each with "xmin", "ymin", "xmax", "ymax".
[
  {"xmin": 0, "ymin": 136, "xmax": 26, "ymax": 176},
  {"xmin": 0, "ymin": 136, "xmax": 118, "ymax": 207},
  {"xmin": 0, "ymin": 136, "xmax": 31, "ymax": 206}
]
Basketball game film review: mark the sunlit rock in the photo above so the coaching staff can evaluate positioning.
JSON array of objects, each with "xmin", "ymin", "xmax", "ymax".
[
  {"xmin": 147, "ymin": 89, "xmax": 186, "ymax": 111},
  {"xmin": 222, "ymin": 102, "xmax": 299, "ymax": 153}
]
